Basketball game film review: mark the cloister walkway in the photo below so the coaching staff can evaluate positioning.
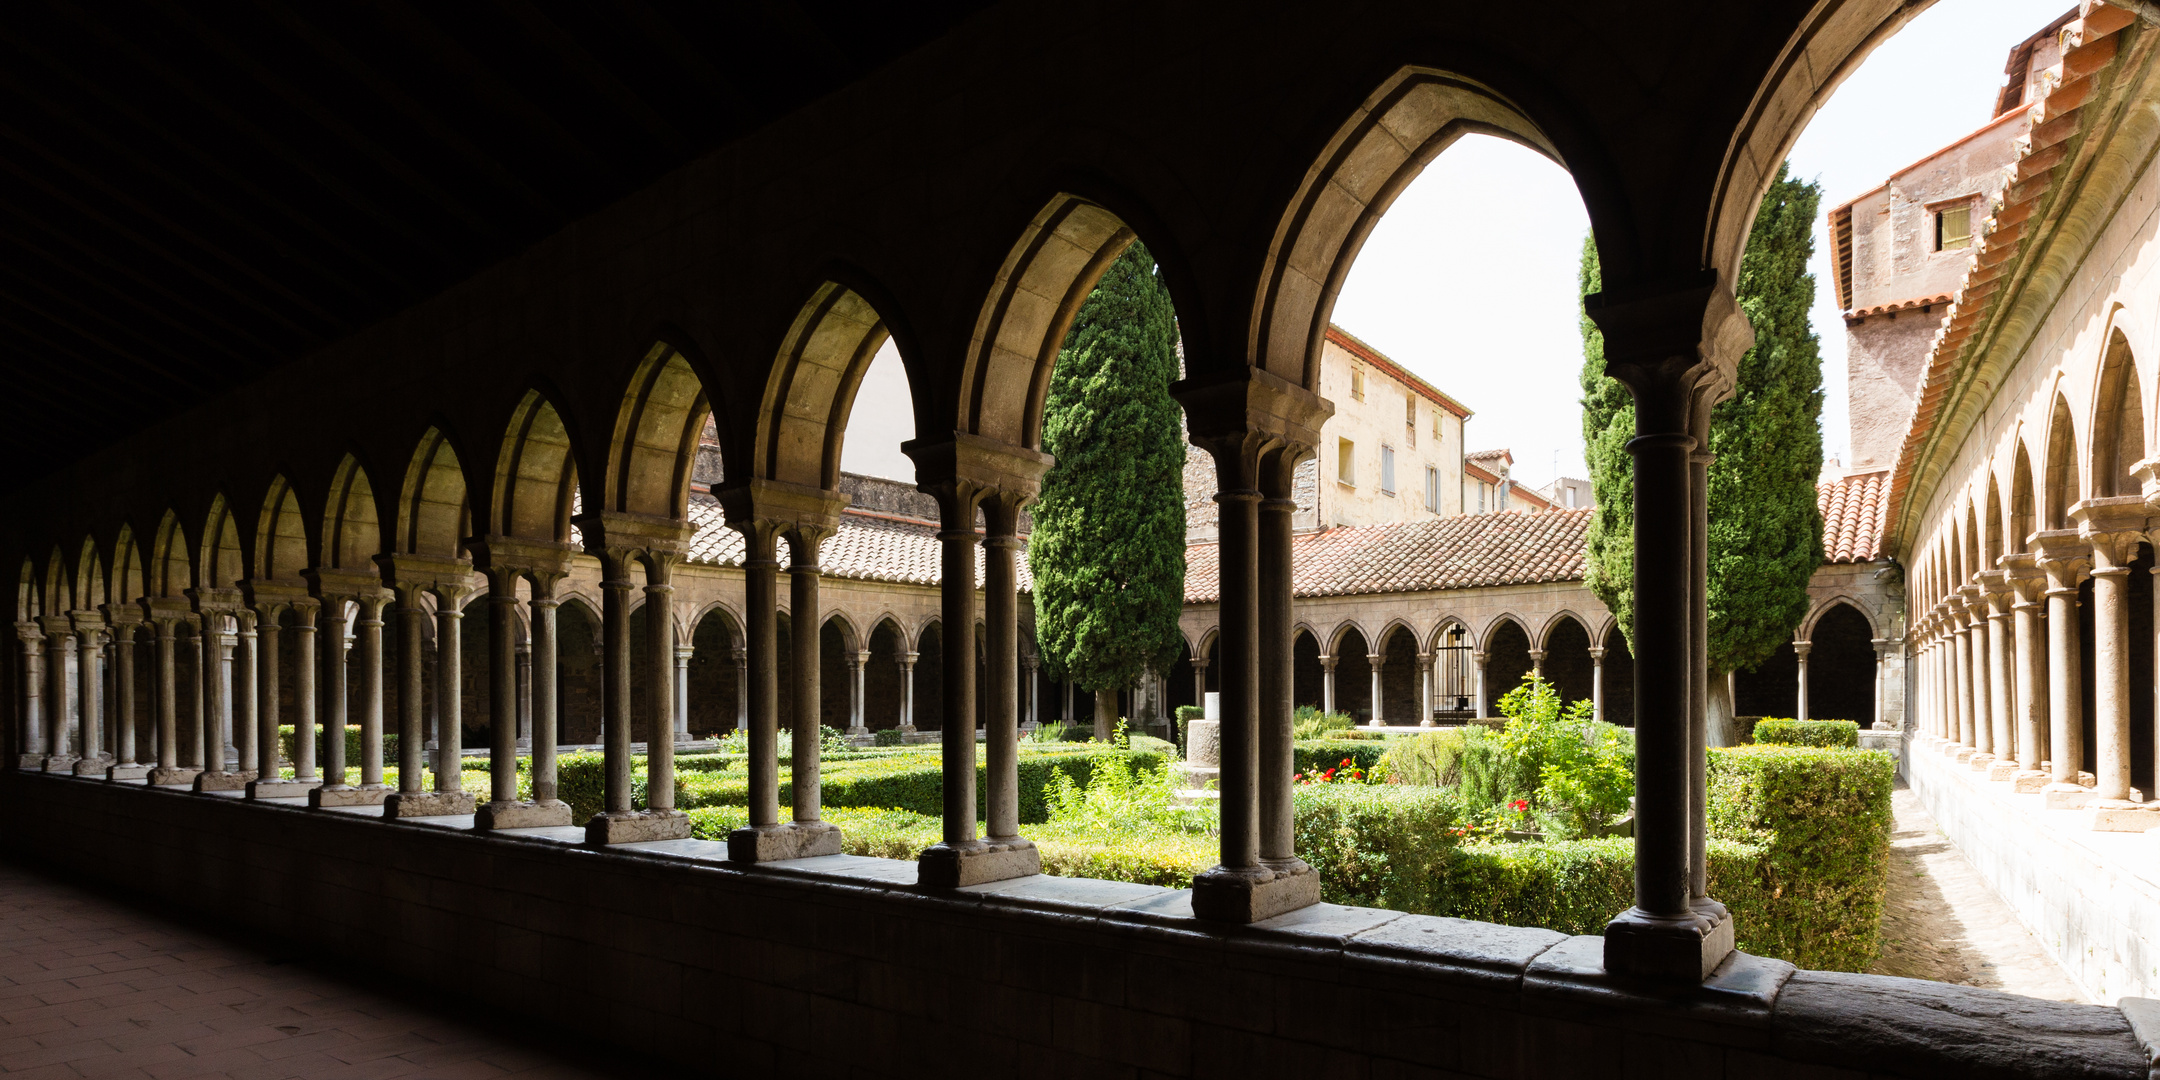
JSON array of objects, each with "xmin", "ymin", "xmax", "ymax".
[{"xmin": 0, "ymin": 861, "xmax": 634, "ymax": 1080}]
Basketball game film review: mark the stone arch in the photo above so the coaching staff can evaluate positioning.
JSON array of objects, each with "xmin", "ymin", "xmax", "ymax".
[
  {"xmin": 1425, "ymin": 617, "xmax": 1476, "ymax": 653},
  {"xmin": 2045, "ymin": 391, "xmax": 2081, "ymax": 530},
  {"xmin": 1253, "ymin": 67, "xmax": 1560, "ymax": 389},
  {"xmin": 199, "ymin": 496, "xmax": 244, "ymax": 595},
  {"xmin": 863, "ymin": 615, "xmax": 911, "ymax": 733},
  {"xmin": 1541, "ymin": 613, "xmax": 1595, "ymax": 711},
  {"xmin": 1374, "ymin": 618, "xmax": 1421, "ymax": 724},
  {"xmin": 1482, "ymin": 616, "xmax": 1535, "ymax": 713},
  {"xmin": 1803, "ymin": 596, "xmax": 1878, "ymax": 641},
  {"xmin": 2092, "ymin": 328, "xmax": 2145, "ymax": 498},
  {"xmin": 958, "ymin": 195, "xmax": 1138, "ymax": 448},
  {"xmin": 396, "ymin": 427, "xmax": 472, "ymax": 558},
  {"xmin": 493, "ymin": 390, "xmax": 580, "ymax": 543},
  {"xmin": 1536, "ymin": 610, "xmax": 1591, "ymax": 653},
  {"xmin": 822, "ymin": 611, "xmax": 863, "ymax": 654},
  {"xmin": 2010, "ymin": 438, "xmax": 2037, "ymax": 555},
  {"xmin": 254, "ymin": 476, "xmax": 309, "ymax": 584},
  {"xmin": 1961, "ymin": 497, "xmax": 1980, "ymax": 587},
  {"xmin": 41, "ymin": 547, "xmax": 68, "ymax": 616},
  {"xmin": 15, "ymin": 557, "xmax": 36, "ymax": 622},
  {"xmin": 147, "ymin": 512, "xmax": 190, "ymax": 600},
  {"xmin": 1290, "ymin": 624, "xmax": 1322, "ymax": 712},
  {"xmin": 602, "ymin": 343, "xmax": 710, "ymax": 520},
  {"xmin": 1428, "ymin": 618, "xmax": 1476, "ymax": 720},
  {"xmin": 1479, "ymin": 612, "xmax": 1531, "ymax": 652},
  {"xmin": 1599, "ymin": 620, "xmax": 1636, "ymax": 728},
  {"xmin": 322, "ymin": 456, "xmax": 383, "ymax": 572},
  {"xmin": 111, "ymin": 525, "xmax": 144, "ymax": 607},
  {"xmin": 1808, "ymin": 601, "xmax": 1879, "ymax": 727},
  {"xmin": 1325, "ymin": 620, "xmax": 1370, "ymax": 657},
  {"xmin": 754, "ymin": 280, "xmax": 895, "ymax": 489},
  {"xmin": 1984, "ymin": 473, "xmax": 2004, "ymax": 570},
  {"xmin": 73, "ymin": 538, "xmax": 105, "ymax": 611}
]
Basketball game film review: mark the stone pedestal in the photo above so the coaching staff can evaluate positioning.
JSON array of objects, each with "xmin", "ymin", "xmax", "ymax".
[
  {"xmin": 147, "ymin": 767, "xmax": 200, "ymax": 787},
  {"xmin": 729, "ymin": 821, "xmax": 845, "ymax": 863},
  {"xmin": 1191, "ymin": 860, "xmax": 1321, "ymax": 923},
  {"xmin": 2080, "ymin": 804, "xmax": 2160, "ymax": 832},
  {"xmin": 42, "ymin": 755, "xmax": 77, "ymax": 774},
  {"xmin": 474, "ymin": 799, "xmax": 571, "ymax": 830},
  {"xmin": 193, "ymin": 771, "xmax": 249, "ymax": 792},
  {"xmin": 586, "ymin": 809, "xmax": 690, "ymax": 845},
  {"xmin": 105, "ymin": 764, "xmax": 151, "ymax": 782},
  {"xmin": 2044, "ymin": 785, "xmax": 2094, "ymax": 810},
  {"xmin": 1986, "ymin": 761, "xmax": 2019, "ymax": 782},
  {"xmin": 1602, "ymin": 903, "xmax": 1736, "ymax": 982},
  {"xmin": 71, "ymin": 755, "xmax": 112, "ymax": 777},
  {"xmin": 2013, "ymin": 770, "xmax": 2050, "ymax": 793},
  {"xmin": 1967, "ymin": 753, "xmax": 1995, "ymax": 773},
  {"xmin": 1175, "ymin": 718, "xmax": 1221, "ymax": 789},
  {"xmin": 310, "ymin": 784, "xmax": 390, "ymax": 808},
  {"xmin": 17, "ymin": 753, "xmax": 45, "ymax": 770},
  {"xmin": 246, "ymin": 778, "xmax": 319, "ymax": 799},
  {"xmin": 916, "ymin": 837, "xmax": 1040, "ymax": 887},
  {"xmin": 384, "ymin": 790, "xmax": 476, "ymax": 818}
]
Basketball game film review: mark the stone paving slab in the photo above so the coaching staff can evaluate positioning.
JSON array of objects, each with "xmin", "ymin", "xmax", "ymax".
[
  {"xmin": 489, "ymin": 827, "xmax": 586, "ymax": 846},
  {"xmin": 0, "ymin": 860, "xmax": 637, "ymax": 1078}
]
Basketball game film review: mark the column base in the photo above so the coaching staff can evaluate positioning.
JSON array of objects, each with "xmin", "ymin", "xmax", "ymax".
[
  {"xmin": 41, "ymin": 755, "xmax": 77, "ymax": 773},
  {"xmin": 585, "ymin": 809, "xmax": 690, "ymax": 845},
  {"xmin": 730, "ymin": 820, "xmax": 846, "ymax": 864},
  {"xmin": 1420, "ymin": 719, "xmax": 1438, "ymax": 728},
  {"xmin": 917, "ymin": 837, "xmax": 1041, "ymax": 887},
  {"xmin": 1966, "ymin": 752, "xmax": 1995, "ymax": 772},
  {"xmin": 2012, "ymin": 770, "xmax": 2050, "ymax": 793},
  {"xmin": 71, "ymin": 755, "xmax": 113, "ymax": 777},
  {"xmin": 246, "ymin": 778, "xmax": 320, "ymax": 799},
  {"xmin": 1985, "ymin": 761, "xmax": 2019, "ymax": 782},
  {"xmin": 1189, "ymin": 858, "xmax": 1321, "ymax": 923},
  {"xmin": 2080, "ymin": 803, "xmax": 2160, "ymax": 832},
  {"xmin": 384, "ymin": 790, "xmax": 476, "ymax": 818},
  {"xmin": 474, "ymin": 799, "xmax": 571, "ymax": 830},
  {"xmin": 1951, "ymin": 747, "xmax": 1977, "ymax": 763},
  {"xmin": 17, "ymin": 752, "xmax": 45, "ymax": 769},
  {"xmin": 192, "ymin": 771, "xmax": 248, "ymax": 792},
  {"xmin": 105, "ymin": 763, "xmax": 151, "ymax": 782},
  {"xmin": 2043, "ymin": 784, "xmax": 2093, "ymax": 810},
  {"xmin": 845, "ymin": 725, "xmax": 868, "ymax": 736},
  {"xmin": 1602, "ymin": 902, "xmax": 1735, "ymax": 982},
  {"xmin": 147, "ymin": 767, "xmax": 200, "ymax": 786},
  {"xmin": 310, "ymin": 784, "xmax": 390, "ymax": 808}
]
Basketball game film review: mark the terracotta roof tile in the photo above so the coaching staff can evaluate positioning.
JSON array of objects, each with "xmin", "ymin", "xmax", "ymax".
[
  {"xmin": 1184, "ymin": 508, "xmax": 1591, "ymax": 603},
  {"xmin": 1818, "ymin": 471, "xmax": 1889, "ymax": 564}
]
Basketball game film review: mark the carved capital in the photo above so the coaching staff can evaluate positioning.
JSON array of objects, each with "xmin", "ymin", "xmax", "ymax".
[
  {"xmin": 1171, "ymin": 366, "xmax": 1331, "ymax": 494},
  {"xmin": 2031, "ymin": 529, "xmax": 2093, "ymax": 591},
  {"xmin": 2071, "ymin": 497, "xmax": 2148, "ymax": 571},
  {"xmin": 571, "ymin": 507, "xmax": 698, "ymax": 561},
  {"xmin": 1998, "ymin": 552, "xmax": 2047, "ymax": 606}
]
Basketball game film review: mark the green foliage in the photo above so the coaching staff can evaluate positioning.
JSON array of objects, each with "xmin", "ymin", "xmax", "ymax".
[
  {"xmin": 1707, "ymin": 745, "xmax": 1893, "ymax": 971},
  {"xmin": 1031, "ymin": 240, "xmax": 1187, "ymax": 695},
  {"xmin": 1752, "ymin": 719, "xmax": 1859, "ymax": 748},
  {"xmin": 276, "ymin": 725, "xmax": 399, "ymax": 771},
  {"xmin": 1293, "ymin": 740, "xmax": 1388, "ymax": 777},
  {"xmin": 1174, "ymin": 705, "xmax": 1202, "ymax": 755},
  {"xmin": 1455, "ymin": 726, "xmax": 1535, "ymax": 812},
  {"xmin": 1045, "ymin": 739, "xmax": 1211, "ymax": 837},
  {"xmin": 1709, "ymin": 164, "xmax": 1826, "ymax": 675},
  {"xmin": 872, "ymin": 728, "xmax": 905, "ymax": 747},
  {"xmin": 556, "ymin": 751, "xmax": 688, "ymax": 823},
  {"xmin": 1293, "ymin": 784, "xmax": 1462, "ymax": 913},
  {"xmin": 659, "ymin": 745, "xmax": 1169, "ymax": 825},
  {"xmin": 1577, "ymin": 163, "xmax": 1826, "ymax": 670},
  {"xmin": 1578, "ymin": 235, "xmax": 1636, "ymax": 649},
  {"xmin": 1492, "ymin": 676, "xmax": 1634, "ymax": 839},
  {"xmin": 1291, "ymin": 705, "xmax": 1356, "ymax": 741},
  {"xmin": 1437, "ymin": 837, "xmax": 1771, "ymax": 938}
]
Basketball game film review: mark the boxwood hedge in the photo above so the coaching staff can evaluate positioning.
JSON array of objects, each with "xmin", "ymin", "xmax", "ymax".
[
  {"xmin": 1751, "ymin": 719, "xmax": 1860, "ymax": 748},
  {"xmin": 1705, "ymin": 745, "xmax": 1892, "ymax": 971}
]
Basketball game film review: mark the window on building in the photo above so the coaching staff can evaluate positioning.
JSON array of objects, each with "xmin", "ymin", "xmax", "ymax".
[
  {"xmin": 1337, "ymin": 437, "xmax": 1355, "ymax": 485},
  {"xmin": 1405, "ymin": 396, "xmax": 1417, "ymax": 447},
  {"xmin": 1477, "ymin": 483, "xmax": 1486, "ymax": 513},
  {"xmin": 1380, "ymin": 445, "xmax": 1395, "ymax": 495},
  {"xmin": 1350, "ymin": 368, "xmax": 1365, "ymax": 401},
  {"xmin": 1425, "ymin": 465, "xmax": 1439, "ymax": 511},
  {"xmin": 1936, "ymin": 204, "xmax": 1972, "ymax": 252},
  {"xmin": 1433, "ymin": 410, "xmax": 1442, "ymax": 439}
]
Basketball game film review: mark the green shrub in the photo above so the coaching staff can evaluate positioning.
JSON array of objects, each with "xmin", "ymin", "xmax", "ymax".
[
  {"xmin": 1174, "ymin": 705, "xmax": 1203, "ymax": 753},
  {"xmin": 659, "ymin": 746, "xmax": 1167, "ymax": 824},
  {"xmin": 873, "ymin": 728, "xmax": 905, "ymax": 747},
  {"xmin": 1291, "ymin": 705, "xmax": 1356, "ymax": 741},
  {"xmin": 1456, "ymin": 726, "xmax": 1536, "ymax": 811},
  {"xmin": 1436, "ymin": 837, "xmax": 1770, "ymax": 936},
  {"xmin": 275, "ymin": 725, "xmax": 400, "ymax": 769},
  {"xmin": 1377, "ymin": 729, "xmax": 1472, "ymax": 787},
  {"xmin": 1707, "ymin": 745, "xmax": 1893, "ymax": 971},
  {"xmin": 1293, "ymin": 740, "xmax": 1388, "ymax": 777},
  {"xmin": 556, "ymin": 751, "xmax": 690, "ymax": 822},
  {"xmin": 1292, "ymin": 784, "xmax": 1461, "ymax": 913},
  {"xmin": 1751, "ymin": 719, "xmax": 1859, "ymax": 748}
]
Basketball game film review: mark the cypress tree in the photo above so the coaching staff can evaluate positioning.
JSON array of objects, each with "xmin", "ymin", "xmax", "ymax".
[
  {"xmin": 1031, "ymin": 240, "xmax": 1188, "ymax": 737},
  {"xmin": 1577, "ymin": 163, "xmax": 1825, "ymax": 700}
]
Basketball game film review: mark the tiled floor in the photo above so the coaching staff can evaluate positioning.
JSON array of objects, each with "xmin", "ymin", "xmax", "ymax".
[{"xmin": 0, "ymin": 861, "xmax": 633, "ymax": 1079}]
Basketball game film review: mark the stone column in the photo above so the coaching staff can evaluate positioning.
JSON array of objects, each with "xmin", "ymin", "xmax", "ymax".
[
  {"xmin": 1473, "ymin": 652, "xmax": 1489, "ymax": 719},
  {"xmin": 1948, "ymin": 598, "xmax": 1974, "ymax": 749},
  {"xmin": 982, "ymin": 495, "xmax": 1033, "ymax": 854},
  {"xmin": 1792, "ymin": 641, "xmax": 1810, "ymax": 721},
  {"xmin": 897, "ymin": 651, "xmax": 916, "ymax": 732},
  {"xmin": 724, "ymin": 519, "xmax": 795, "ymax": 857},
  {"xmin": 592, "ymin": 548, "xmax": 636, "ymax": 831},
  {"xmin": 353, "ymin": 595, "xmax": 387, "ymax": 793},
  {"xmin": 110, "ymin": 620, "xmax": 142, "ymax": 777},
  {"xmin": 1981, "ymin": 574, "xmax": 2016, "ymax": 780},
  {"xmin": 1191, "ymin": 659, "xmax": 1209, "ymax": 717},
  {"xmin": 1589, "ymin": 646, "xmax": 1606, "ymax": 724},
  {"xmin": 194, "ymin": 614, "xmax": 234, "ymax": 790},
  {"xmin": 309, "ymin": 599, "xmax": 352, "ymax": 802},
  {"xmin": 14, "ymin": 624, "xmax": 42, "ymax": 768},
  {"xmin": 71, "ymin": 617, "xmax": 106, "ymax": 776},
  {"xmin": 673, "ymin": 642, "xmax": 693, "ymax": 740},
  {"xmin": 1529, "ymin": 647, "xmax": 1546, "ymax": 677},
  {"xmin": 1022, "ymin": 655, "xmax": 1040, "ymax": 732},
  {"xmin": 517, "ymin": 642, "xmax": 534, "ymax": 749},
  {"xmin": 528, "ymin": 573, "xmax": 567, "ymax": 817},
  {"xmin": 1257, "ymin": 448, "xmax": 1309, "ymax": 887},
  {"xmin": 1317, "ymin": 656, "xmax": 1334, "ymax": 715},
  {"xmin": 2075, "ymin": 506, "xmax": 2145, "ymax": 812},
  {"xmin": 2034, "ymin": 531, "xmax": 2091, "ymax": 808},
  {"xmin": 638, "ymin": 550, "xmax": 688, "ymax": 838},
  {"xmin": 391, "ymin": 586, "xmax": 428, "ymax": 797},
  {"xmin": 1368, "ymin": 656, "xmax": 1384, "ymax": 726},
  {"xmin": 732, "ymin": 644, "xmax": 748, "ymax": 731},
  {"xmin": 249, "ymin": 604, "xmax": 279, "ymax": 783},
  {"xmin": 148, "ymin": 617, "xmax": 189, "ymax": 784},
  {"xmin": 920, "ymin": 481, "xmax": 992, "ymax": 882},
  {"xmin": 848, "ymin": 650, "xmax": 869, "ymax": 736},
  {"xmin": 429, "ymin": 582, "xmax": 474, "ymax": 810},
  {"xmin": 484, "ymin": 567, "xmax": 523, "ymax": 815},
  {"xmin": 226, "ymin": 612, "xmax": 254, "ymax": 783},
  {"xmin": 1418, "ymin": 651, "xmax": 1436, "ymax": 727},
  {"xmin": 42, "ymin": 619, "xmax": 74, "ymax": 771},
  {"xmin": 1962, "ymin": 586, "xmax": 1994, "ymax": 762},
  {"xmin": 290, "ymin": 602, "xmax": 318, "ymax": 784},
  {"xmin": 1584, "ymin": 277, "xmax": 1741, "ymax": 981}
]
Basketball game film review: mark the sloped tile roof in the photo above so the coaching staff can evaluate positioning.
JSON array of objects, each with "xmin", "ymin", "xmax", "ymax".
[
  {"xmin": 1819, "ymin": 471, "xmax": 1889, "ymax": 564},
  {"xmin": 1184, "ymin": 508, "xmax": 1591, "ymax": 603},
  {"xmin": 683, "ymin": 500, "xmax": 1030, "ymax": 591}
]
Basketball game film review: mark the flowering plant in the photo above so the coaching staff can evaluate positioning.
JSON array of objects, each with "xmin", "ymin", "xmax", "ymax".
[{"xmin": 1294, "ymin": 756, "xmax": 1371, "ymax": 785}]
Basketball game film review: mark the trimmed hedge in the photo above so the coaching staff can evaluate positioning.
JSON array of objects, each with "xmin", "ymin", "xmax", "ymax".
[
  {"xmin": 1752, "ymin": 719, "xmax": 1859, "ymax": 748},
  {"xmin": 1706, "ymin": 745, "xmax": 1893, "ymax": 971},
  {"xmin": 1294, "ymin": 740, "xmax": 1388, "ymax": 777},
  {"xmin": 1293, "ymin": 784, "xmax": 1460, "ymax": 912},
  {"xmin": 558, "ymin": 751, "xmax": 688, "ymax": 822},
  {"xmin": 275, "ymin": 725, "xmax": 399, "ymax": 769},
  {"xmin": 1436, "ymin": 837, "xmax": 1771, "ymax": 938}
]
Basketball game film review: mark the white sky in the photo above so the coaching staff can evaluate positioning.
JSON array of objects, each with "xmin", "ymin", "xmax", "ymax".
[{"xmin": 842, "ymin": 0, "xmax": 2074, "ymax": 489}]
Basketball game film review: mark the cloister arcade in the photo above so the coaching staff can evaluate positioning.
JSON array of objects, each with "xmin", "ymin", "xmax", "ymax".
[{"xmin": 12, "ymin": 3, "xmax": 2153, "ymax": 1074}]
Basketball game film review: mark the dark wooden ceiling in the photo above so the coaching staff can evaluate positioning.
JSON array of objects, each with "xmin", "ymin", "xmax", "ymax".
[{"xmin": 0, "ymin": 0, "xmax": 984, "ymax": 492}]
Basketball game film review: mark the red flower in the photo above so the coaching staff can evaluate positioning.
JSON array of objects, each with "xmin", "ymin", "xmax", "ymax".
[{"xmin": 1509, "ymin": 799, "xmax": 1529, "ymax": 812}]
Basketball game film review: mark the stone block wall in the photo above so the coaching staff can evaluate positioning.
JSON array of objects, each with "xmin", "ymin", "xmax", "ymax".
[{"xmin": 1, "ymin": 771, "xmax": 2148, "ymax": 1079}]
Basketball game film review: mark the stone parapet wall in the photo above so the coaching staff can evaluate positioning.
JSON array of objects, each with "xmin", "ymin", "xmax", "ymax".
[
  {"xmin": 1906, "ymin": 734, "xmax": 2160, "ymax": 1003},
  {"xmin": 0, "ymin": 772, "xmax": 2147, "ymax": 1079}
]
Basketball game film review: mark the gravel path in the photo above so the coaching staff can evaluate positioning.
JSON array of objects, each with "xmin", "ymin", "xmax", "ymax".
[{"xmin": 1869, "ymin": 780, "xmax": 2088, "ymax": 1002}]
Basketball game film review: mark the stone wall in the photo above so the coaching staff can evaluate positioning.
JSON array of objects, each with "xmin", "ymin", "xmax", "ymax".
[{"xmin": 2, "ymin": 771, "xmax": 2148, "ymax": 1079}]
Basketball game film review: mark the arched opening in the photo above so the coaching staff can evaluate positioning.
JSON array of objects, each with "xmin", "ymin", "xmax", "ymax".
[
  {"xmin": 2046, "ymin": 393, "xmax": 2080, "ymax": 531},
  {"xmin": 1984, "ymin": 476, "xmax": 2004, "ymax": 570},
  {"xmin": 1734, "ymin": 641, "xmax": 1799, "ymax": 720},
  {"xmin": 1292, "ymin": 629, "xmax": 1323, "ymax": 712},
  {"xmin": 913, "ymin": 620, "xmax": 944, "ymax": 731},
  {"xmin": 1430, "ymin": 622, "xmax": 1475, "ymax": 721},
  {"xmin": 1483, "ymin": 619, "xmax": 1533, "ymax": 713},
  {"xmin": 148, "ymin": 512, "xmax": 190, "ymax": 602},
  {"xmin": 2092, "ymin": 330, "xmax": 2144, "ymax": 498},
  {"xmin": 492, "ymin": 391, "xmax": 579, "ymax": 543},
  {"xmin": 820, "ymin": 616, "xmax": 857, "ymax": 732},
  {"xmin": 687, "ymin": 608, "xmax": 741, "ymax": 739},
  {"xmin": 1377, "ymin": 624, "xmax": 1419, "ymax": 724},
  {"xmin": 1541, "ymin": 616, "xmax": 1594, "ymax": 710},
  {"xmin": 556, "ymin": 598, "xmax": 602, "ymax": 746},
  {"xmin": 254, "ymin": 477, "xmax": 308, "ymax": 585},
  {"xmin": 398, "ymin": 427, "xmax": 472, "ymax": 559},
  {"xmin": 1600, "ymin": 624, "xmax": 1635, "ymax": 728},
  {"xmin": 864, "ymin": 619, "xmax": 907, "ymax": 733},
  {"xmin": 199, "ymin": 496, "xmax": 244, "ymax": 596},
  {"xmin": 602, "ymin": 344, "xmax": 709, "ymax": 522},
  {"xmin": 2010, "ymin": 440, "xmax": 2037, "ymax": 553},
  {"xmin": 322, "ymin": 456, "xmax": 382, "ymax": 574},
  {"xmin": 1808, "ymin": 604, "xmax": 1879, "ymax": 727},
  {"xmin": 1333, "ymin": 626, "xmax": 1371, "ymax": 722}
]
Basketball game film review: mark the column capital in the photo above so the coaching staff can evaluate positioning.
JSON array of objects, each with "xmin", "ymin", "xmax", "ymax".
[
  {"xmin": 1525, "ymin": 648, "xmax": 1545, "ymax": 663},
  {"xmin": 238, "ymin": 578, "xmax": 310, "ymax": 611},
  {"xmin": 2031, "ymin": 529, "xmax": 2094, "ymax": 591},
  {"xmin": 2071, "ymin": 496, "xmax": 2148, "ymax": 571},
  {"xmin": 37, "ymin": 613, "xmax": 74, "ymax": 638},
  {"xmin": 1170, "ymin": 366, "xmax": 1331, "ymax": 494},
  {"xmin": 1792, "ymin": 640, "xmax": 1811, "ymax": 658},
  {"xmin": 99, "ymin": 601, "xmax": 143, "ymax": 628},
  {"xmin": 463, "ymin": 536, "xmax": 580, "ymax": 579},
  {"xmin": 674, "ymin": 644, "xmax": 696, "ymax": 661},
  {"xmin": 1998, "ymin": 553, "xmax": 2048, "ymax": 606},
  {"xmin": 2131, "ymin": 456, "xmax": 2160, "ymax": 510},
  {"xmin": 1587, "ymin": 646, "xmax": 1607, "ymax": 661},
  {"xmin": 16, "ymin": 620, "xmax": 44, "ymax": 647},
  {"xmin": 1315, "ymin": 655, "xmax": 1334, "ymax": 671},
  {"xmin": 1580, "ymin": 271, "xmax": 1749, "ymax": 429},
  {"xmin": 67, "ymin": 609, "xmax": 105, "ymax": 634},
  {"xmin": 1975, "ymin": 570, "xmax": 2015, "ymax": 615}
]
